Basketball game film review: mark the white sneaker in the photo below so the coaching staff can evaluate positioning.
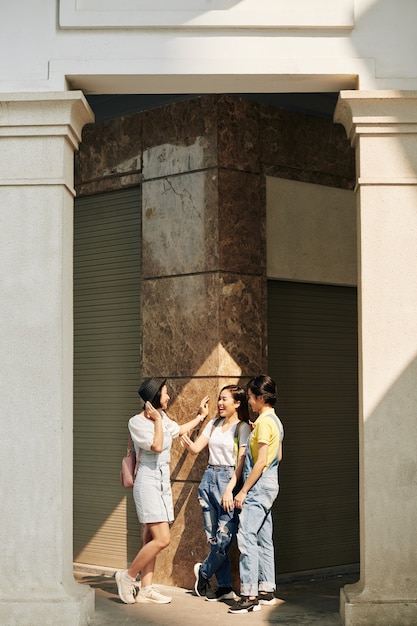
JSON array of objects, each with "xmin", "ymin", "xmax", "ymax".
[
  {"xmin": 115, "ymin": 570, "xmax": 136, "ymax": 604},
  {"xmin": 136, "ymin": 586, "xmax": 172, "ymax": 604}
]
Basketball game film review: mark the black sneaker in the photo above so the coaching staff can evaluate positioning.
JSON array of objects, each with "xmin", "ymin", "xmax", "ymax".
[
  {"xmin": 193, "ymin": 562, "xmax": 210, "ymax": 597},
  {"xmin": 258, "ymin": 591, "xmax": 276, "ymax": 605},
  {"xmin": 228, "ymin": 596, "xmax": 261, "ymax": 613},
  {"xmin": 205, "ymin": 586, "xmax": 235, "ymax": 602}
]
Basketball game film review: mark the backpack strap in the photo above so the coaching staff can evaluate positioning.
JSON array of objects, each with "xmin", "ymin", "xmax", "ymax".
[
  {"xmin": 233, "ymin": 421, "xmax": 248, "ymax": 464},
  {"xmin": 210, "ymin": 416, "xmax": 224, "ymax": 436}
]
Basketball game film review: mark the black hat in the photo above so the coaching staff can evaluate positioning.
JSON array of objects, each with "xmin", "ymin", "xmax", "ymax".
[{"xmin": 138, "ymin": 377, "xmax": 166, "ymax": 403}]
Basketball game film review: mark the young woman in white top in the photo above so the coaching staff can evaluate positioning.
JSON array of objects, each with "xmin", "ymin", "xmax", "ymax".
[
  {"xmin": 115, "ymin": 377, "xmax": 209, "ymax": 605},
  {"xmin": 181, "ymin": 385, "xmax": 251, "ymax": 602}
]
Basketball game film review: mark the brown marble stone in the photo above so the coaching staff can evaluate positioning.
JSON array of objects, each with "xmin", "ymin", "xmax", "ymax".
[
  {"xmin": 142, "ymin": 170, "xmax": 219, "ymax": 278},
  {"xmin": 141, "ymin": 95, "xmax": 260, "ymax": 180},
  {"xmin": 138, "ymin": 94, "xmax": 267, "ymax": 588},
  {"xmin": 142, "ymin": 272, "xmax": 266, "ymax": 380},
  {"xmin": 74, "ymin": 114, "xmax": 142, "ymax": 195},
  {"xmin": 142, "ymin": 168, "xmax": 265, "ymax": 279},
  {"xmin": 259, "ymin": 105, "xmax": 355, "ymax": 189},
  {"xmin": 75, "ymin": 95, "xmax": 355, "ymax": 195},
  {"xmin": 218, "ymin": 169, "xmax": 266, "ymax": 273},
  {"xmin": 219, "ymin": 273, "xmax": 267, "ymax": 374},
  {"xmin": 217, "ymin": 95, "xmax": 260, "ymax": 172},
  {"xmin": 142, "ymin": 274, "xmax": 220, "ymax": 376},
  {"xmin": 166, "ymin": 377, "xmax": 218, "ymax": 483},
  {"xmin": 142, "ymin": 96, "xmax": 218, "ymax": 179},
  {"xmin": 262, "ymin": 161, "xmax": 355, "ymax": 190}
]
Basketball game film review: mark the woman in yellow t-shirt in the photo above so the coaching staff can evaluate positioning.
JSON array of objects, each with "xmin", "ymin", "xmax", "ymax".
[{"xmin": 229, "ymin": 375, "xmax": 284, "ymax": 615}]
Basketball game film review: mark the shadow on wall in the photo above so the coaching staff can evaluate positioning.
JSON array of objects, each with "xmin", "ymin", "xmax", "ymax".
[{"xmin": 352, "ymin": 354, "xmax": 417, "ymax": 593}]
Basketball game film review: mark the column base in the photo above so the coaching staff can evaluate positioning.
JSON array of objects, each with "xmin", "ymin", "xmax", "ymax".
[
  {"xmin": 0, "ymin": 584, "xmax": 94, "ymax": 626},
  {"xmin": 341, "ymin": 585, "xmax": 417, "ymax": 626}
]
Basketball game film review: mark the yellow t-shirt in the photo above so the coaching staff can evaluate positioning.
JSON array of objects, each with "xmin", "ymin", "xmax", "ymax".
[{"xmin": 249, "ymin": 410, "xmax": 282, "ymax": 468}]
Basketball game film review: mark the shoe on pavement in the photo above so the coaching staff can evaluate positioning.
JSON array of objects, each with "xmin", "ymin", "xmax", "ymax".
[
  {"xmin": 132, "ymin": 580, "xmax": 141, "ymax": 599},
  {"xmin": 136, "ymin": 586, "xmax": 172, "ymax": 604},
  {"xmin": 194, "ymin": 562, "xmax": 210, "ymax": 597},
  {"xmin": 228, "ymin": 596, "xmax": 261, "ymax": 613},
  {"xmin": 115, "ymin": 570, "xmax": 136, "ymax": 604},
  {"xmin": 205, "ymin": 586, "xmax": 235, "ymax": 602},
  {"xmin": 259, "ymin": 591, "xmax": 277, "ymax": 605}
]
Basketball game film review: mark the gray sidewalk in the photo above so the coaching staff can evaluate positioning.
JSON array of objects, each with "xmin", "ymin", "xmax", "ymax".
[{"xmin": 74, "ymin": 568, "xmax": 358, "ymax": 626}]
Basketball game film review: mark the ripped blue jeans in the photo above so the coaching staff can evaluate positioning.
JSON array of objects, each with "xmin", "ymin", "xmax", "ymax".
[{"xmin": 198, "ymin": 465, "xmax": 238, "ymax": 587}]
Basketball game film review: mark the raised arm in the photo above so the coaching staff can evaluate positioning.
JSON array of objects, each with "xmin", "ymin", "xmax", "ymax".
[
  {"xmin": 144, "ymin": 401, "xmax": 164, "ymax": 454},
  {"xmin": 178, "ymin": 395, "xmax": 210, "ymax": 436},
  {"xmin": 181, "ymin": 431, "xmax": 210, "ymax": 455}
]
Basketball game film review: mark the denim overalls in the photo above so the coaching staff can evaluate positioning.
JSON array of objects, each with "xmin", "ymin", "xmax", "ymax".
[
  {"xmin": 236, "ymin": 412, "xmax": 284, "ymax": 597},
  {"xmin": 133, "ymin": 417, "xmax": 177, "ymax": 524}
]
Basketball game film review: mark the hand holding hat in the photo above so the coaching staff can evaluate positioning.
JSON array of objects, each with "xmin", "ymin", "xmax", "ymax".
[{"xmin": 144, "ymin": 401, "xmax": 161, "ymax": 422}]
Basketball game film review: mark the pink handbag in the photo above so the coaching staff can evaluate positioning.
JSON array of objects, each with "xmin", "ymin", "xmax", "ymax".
[{"xmin": 120, "ymin": 434, "xmax": 139, "ymax": 488}]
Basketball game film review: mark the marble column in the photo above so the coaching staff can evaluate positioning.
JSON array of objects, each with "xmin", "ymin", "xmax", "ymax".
[
  {"xmin": 334, "ymin": 91, "xmax": 417, "ymax": 625},
  {"xmin": 140, "ymin": 95, "xmax": 266, "ymax": 586},
  {"xmin": 0, "ymin": 93, "xmax": 95, "ymax": 625}
]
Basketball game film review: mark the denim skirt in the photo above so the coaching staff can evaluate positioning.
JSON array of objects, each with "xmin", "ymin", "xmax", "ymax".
[{"xmin": 133, "ymin": 461, "xmax": 174, "ymax": 523}]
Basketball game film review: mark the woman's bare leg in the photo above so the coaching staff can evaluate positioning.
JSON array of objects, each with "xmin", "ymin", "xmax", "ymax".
[
  {"xmin": 127, "ymin": 521, "xmax": 171, "ymax": 585},
  {"xmin": 139, "ymin": 524, "xmax": 156, "ymax": 588}
]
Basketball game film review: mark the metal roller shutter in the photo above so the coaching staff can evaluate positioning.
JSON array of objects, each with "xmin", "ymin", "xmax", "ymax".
[
  {"xmin": 73, "ymin": 188, "xmax": 142, "ymax": 568},
  {"xmin": 267, "ymin": 280, "xmax": 359, "ymax": 574}
]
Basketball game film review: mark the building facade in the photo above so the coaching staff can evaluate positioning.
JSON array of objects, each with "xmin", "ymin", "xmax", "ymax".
[{"xmin": 1, "ymin": 2, "xmax": 417, "ymax": 624}]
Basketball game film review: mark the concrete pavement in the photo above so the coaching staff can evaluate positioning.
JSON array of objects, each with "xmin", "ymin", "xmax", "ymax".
[{"xmin": 74, "ymin": 567, "xmax": 358, "ymax": 626}]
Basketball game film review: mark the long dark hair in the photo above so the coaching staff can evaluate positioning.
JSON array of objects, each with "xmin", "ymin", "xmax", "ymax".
[
  {"xmin": 219, "ymin": 385, "xmax": 250, "ymax": 423},
  {"xmin": 247, "ymin": 375, "xmax": 277, "ymax": 407}
]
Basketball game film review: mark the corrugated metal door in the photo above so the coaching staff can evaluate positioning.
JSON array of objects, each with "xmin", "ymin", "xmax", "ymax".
[
  {"xmin": 268, "ymin": 280, "xmax": 359, "ymax": 574},
  {"xmin": 73, "ymin": 188, "xmax": 142, "ymax": 568}
]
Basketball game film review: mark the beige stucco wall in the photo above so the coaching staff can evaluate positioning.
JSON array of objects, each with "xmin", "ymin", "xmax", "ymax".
[
  {"xmin": 0, "ymin": 94, "xmax": 95, "ymax": 626},
  {"xmin": 335, "ymin": 90, "xmax": 417, "ymax": 626},
  {"xmin": 267, "ymin": 177, "xmax": 357, "ymax": 286}
]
